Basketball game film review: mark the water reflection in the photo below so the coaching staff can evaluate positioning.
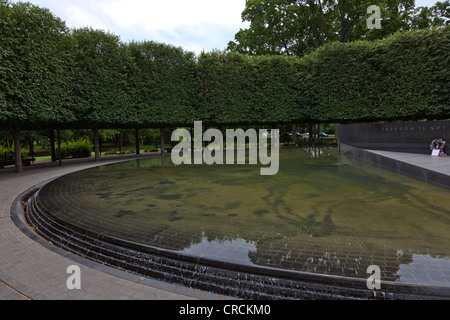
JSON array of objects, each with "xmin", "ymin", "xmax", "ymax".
[
  {"xmin": 36, "ymin": 147, "xmax": 450, "ymax": 286},
  {"xmin": 395, "ymin": 254, "xmax": 450, "ymax": 286},
  {"xmin": 181, "ymin": 233, "xmax": 257, "ymax": 266}
]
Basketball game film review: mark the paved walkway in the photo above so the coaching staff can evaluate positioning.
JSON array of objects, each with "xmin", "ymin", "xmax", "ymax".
[
  {"xmin": 366, "ymin": 149, "xmax": 450, "ymax": 176},
  {"xmin": 0, "ymin": 154, "xmax": 230, "ymax": 300},
  {"xmin": 339, "ymin": 143, "xmax": 450, "ymax": 189},
  {"xmin": 363, "ymin": 149, "xmax": 450, "ymax": 189}
]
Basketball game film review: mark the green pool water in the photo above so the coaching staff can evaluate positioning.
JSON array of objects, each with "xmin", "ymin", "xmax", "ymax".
[{"xmin": 37, "ymin": 148, "xmax": 450, "ymax": 286}]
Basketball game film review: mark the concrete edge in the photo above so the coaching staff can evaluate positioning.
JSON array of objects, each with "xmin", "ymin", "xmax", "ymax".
[{"xmin": 339, "ymin": 143, "xmax": 450, "ymax": 189}]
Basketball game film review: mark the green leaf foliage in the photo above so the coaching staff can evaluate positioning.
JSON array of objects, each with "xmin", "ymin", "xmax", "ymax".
[
  {"xmin": 0, "ymin": 1, "xmax": 448, "ymax": 131},
  {"xmin": 303, "ymin": 26, "xmax": 450, "ymax": 122},
  {"xmin": 0, "ymin": 1, "xmax": 75, "ymax": 130},
  {"xmin": 68, "ymin": 28, "xmax": 136, "ymax": 129},
  {"xmin": 57, "ymin": 139, "xmax": 93, "ymax": 159},
  {"xmin": 196, "ymin": 51, "xmax": 310, "ymax": 125},
  {"xmin": 127, "ymin": 41, "xmax": 198, "ymax": 127}
]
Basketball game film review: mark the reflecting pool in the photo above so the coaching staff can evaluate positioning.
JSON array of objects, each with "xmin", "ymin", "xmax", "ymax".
[{"xmin": 36, "ymin": 148, "xmax": 450, "ymax": 286}]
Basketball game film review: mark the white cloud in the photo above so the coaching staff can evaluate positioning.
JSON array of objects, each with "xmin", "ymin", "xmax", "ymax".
[
  {"xmin": 17, "ymin": 0, "xmax": 442, "ymax": 54},
  {"xmin": 13, "ymin": 0, "xmax": 249, "ymax": 54},
  {"xmin": 65, "ymin": 3, "xmax": 110, "ymax": 32},
  {"xmin": 100, "ymin": 0, "xmax": 244, "ymax": 32},
  {"xmin": 96, "ymin": 0, "xmax": 248, "ymax": 52},
  {"xmin": 415, "ymin": 0, "xmax": 440, "ymax": 7}
]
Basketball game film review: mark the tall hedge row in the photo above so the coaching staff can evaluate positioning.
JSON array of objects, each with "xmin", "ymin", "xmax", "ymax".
[
  {"xmin": 195, "ymin": 26, "xmax": 449, "ymax": 125},
  {"xmin": 0, "ymin": 1, "xmax": 75, "ymax": 129},
  {"xmin": 68, "ymin": 28, "xmax": 137, "ymax": 129},
  {"xmin": 195, "ymin": 52, "xmax": 308, "ymax": 126},
  {"xmin": 127, "ymin": 41, "xmax": 198, "ymax": 127},
  {"xmin": 303, "ymin": 28, "xmax": 450, "ymax": 123},
  {"xmin": 1, "ymin": 1, "xmax": 449, "ymax": 132}
]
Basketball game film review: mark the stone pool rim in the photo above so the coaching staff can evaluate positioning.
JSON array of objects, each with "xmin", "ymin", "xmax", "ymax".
[{"xmin": 11, "ymin": 174, "xmax": 450, "ymax": 300}]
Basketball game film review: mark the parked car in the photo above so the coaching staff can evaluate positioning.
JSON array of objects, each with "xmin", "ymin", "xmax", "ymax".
[{"xmin": 319, "ymin": 132, "xmax": 329, "ymax": 137}]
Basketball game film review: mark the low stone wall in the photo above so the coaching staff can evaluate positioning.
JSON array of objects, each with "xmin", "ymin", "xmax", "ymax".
[
  {"xmin": 338, "ymin": 120, "xmax": 449, "ymax": 154},
  {"xmin": 339, "ymin": 143, "xmax": 450, "ymax": 189}
]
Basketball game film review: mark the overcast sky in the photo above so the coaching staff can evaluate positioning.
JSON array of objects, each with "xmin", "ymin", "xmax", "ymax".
[{"xmin": 11, "ymin": 0, "xmax": 440, "ymax": 55}]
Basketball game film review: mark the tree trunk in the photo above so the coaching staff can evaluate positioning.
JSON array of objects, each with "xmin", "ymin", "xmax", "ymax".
[
  {"xmin": 318, "ymin": 0, "xmax": 325, "ymax": 46},
  {"xmin": 308, "ymin": 122, "xmax": 313, "ymax": 146},
  {"xmin": 57, "ymin": 129, "xmax": 62, "ymax": 167},
  {"xmin": 49, "ymin": 129, "xmax": 56, "ymax": 162},
  {"xmin": 190, "ymin": 125, "xmax": 194, "ymax": 151},
  {"xmin": 317, "ymin": 123, "xmax": 321, "ymax": 144},
  {"xmin": 135, "ymin": 128, "xmax": 140, "ymax": 155},
  {"xmin": 292, "ymin": 124, "xmax": 298, "ymax": 145},
  {"xmin": 312, "ymin": 123, "xmax": 316, "ymax": 144},
  {"xmin": 272, "ymin": 123, "xmax": 279, "ymax": 149},
  {"xmin": 93, "ymin": 126, "xmax": 100, "ymax": 162},
  {"xmin": 119, "ymin": 132, "xmax": 123, "ymax": 154},
  {"xmin": 335, "ymin": 123, "xmax": 340, "ymax": 151},
  {"xmin": 160, "ymin": 127, "xmax": 165, "ymax": 155},
  {"xmin": 12, "ymin": 124, "xmax": 22, "ymax": 173},
  {"xmin": 28, "ymin": 136, "xmax": 34, "ymax": 161}
]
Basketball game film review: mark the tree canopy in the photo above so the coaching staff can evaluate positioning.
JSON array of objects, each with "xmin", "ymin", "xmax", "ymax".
[
  {"xmin": 227, "ymin": 0, "xmax": 449, "ymax": 57},
  {"xmin": 0, "ymin": 0, "xmax": 75, "ymax": 130},
  {"xmin": 0, "ymin": 0, "xmax": 449, "ymax": 132},
  {"xmin": 68, "ymin": 27, "xmax": 136, "ymax": 129},
  {"xmin": 127, "ymin": 41, "xmax": 198, "ymax": 127}
]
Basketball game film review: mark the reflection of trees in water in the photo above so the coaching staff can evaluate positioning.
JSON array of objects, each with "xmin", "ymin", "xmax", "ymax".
[
  {"xmin": 300, "ymin": 214, "xmax": 336, "ymax": 237},
  {"xmin": 247, "ymin": 236, "xmax": 419, "ymax": 282},
  {"xmin": 111, "ymin": 219, "xmax": 450, "ymax": 284},
  {"xmin": 127, "ymin": 223, "xmax": 446, "ymax": 284},
  {"xmin": 303, "ymin": 147, "xmax": 338, "ymax": 159},
  {"xmin": 141, "ymin": 227, "xmax": 254, "ymax": 253},
  {"xmin": 142, "ymin": 229, "xmax": 204, "ymax": 251}
]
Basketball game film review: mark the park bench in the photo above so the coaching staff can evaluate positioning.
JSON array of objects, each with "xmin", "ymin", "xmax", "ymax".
[{"xmin": 0, "ymin": 158, "xmax": 36, "ymax": 169}]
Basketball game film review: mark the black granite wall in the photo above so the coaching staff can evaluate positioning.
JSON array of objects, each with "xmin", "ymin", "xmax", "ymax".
[{"xmin": 338, "ymin": 120, "xmax": 450, "ymax": 154}]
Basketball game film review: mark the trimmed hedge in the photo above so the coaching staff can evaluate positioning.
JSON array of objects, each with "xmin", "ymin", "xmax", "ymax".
[
  {"xmin": 57, "ymin": 140, "xmax": 93, "ymax": 159},
  {"xmin": 127, "ymin": 41, "xmax": 199, "ymax": 127},
  {"xmin": 0, "ymin": 145, "xmax": 28, "ymax": 161},
  {"xmin": 302, "ymin": 27, "xmax": 450, "ymax": 123},
  {"xmin": 1, "ymin": 0, "xmax": 449, "ymax": 131},
  {"xmin": 0, "ymin": 146, "xmax": 14, "ymax": 161},
  {"xmin": 195, "ymin": 52, "xmax": 309, "ymax": 125},
  {"xmin": 0, "ymin": 1, "xmax": 75, "ymax": 129},
  {"xmin": 194, "ymin": 27, "xmax": 449, "ymax": 125}
]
